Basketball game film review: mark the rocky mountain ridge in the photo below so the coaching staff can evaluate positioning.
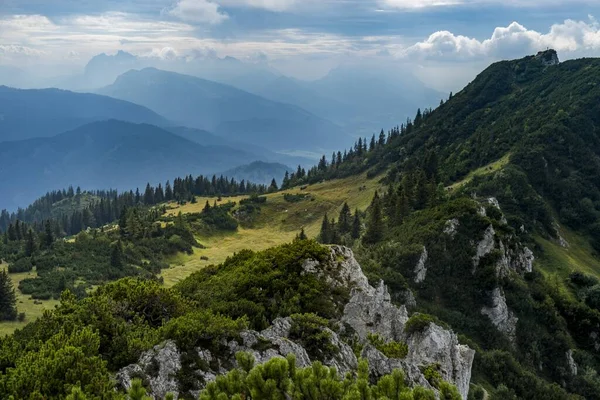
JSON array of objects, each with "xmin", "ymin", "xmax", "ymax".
[{"xmin": 117, "ymin": 246, "xmax": 474, "ymax": 399}]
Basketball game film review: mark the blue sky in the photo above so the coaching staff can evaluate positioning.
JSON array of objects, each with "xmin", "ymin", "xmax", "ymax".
[{"xmin": 2, "ymin": 0, "xmax": 600, "ymax": 88}]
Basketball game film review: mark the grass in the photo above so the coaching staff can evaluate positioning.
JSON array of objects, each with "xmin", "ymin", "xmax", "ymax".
[
  {"xmin": 160, "ymin": 172, "xmax": 382, "ymax": 287},
  {"xmin": 0, "ymin": 264, "xmax": 60, "ymax": 337},
  {"xmin": 534, "ymin": 227, "xmax": 600, "ymax": 281},
  {"xmin": 447, "ymin": 153, "xmax": 511, "ymax": 190}
]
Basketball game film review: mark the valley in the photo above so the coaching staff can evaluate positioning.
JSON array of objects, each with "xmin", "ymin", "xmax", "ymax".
[{"xmin": 2, "ymin": 49, "xmax": 600, "ymax": 400}]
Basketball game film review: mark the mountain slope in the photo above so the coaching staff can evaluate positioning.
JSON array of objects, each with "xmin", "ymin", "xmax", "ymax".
[
  {"xmin": 0, "ymin": 86, "xmax": 169, "ymax": 142},
  {"xmin": 0, "ymin": 120, "xmax": 260, "ymax": 210},
  {"xmin": 221, "ymin": 161, "xmax": 292, "ymax": 186},
  {"xmin": 97, "ymin": 68, "xmax": 350, "ymax": 154}
]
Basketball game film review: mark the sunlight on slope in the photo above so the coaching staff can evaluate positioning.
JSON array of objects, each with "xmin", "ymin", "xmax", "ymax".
[
  {"xmin": 447, "ymin": 153, "xmax": 511, "ymax": 190},
  {"xmin": 0, "ymin": 264, "xmax": 60, "ymax": 337},
  {"xmin": 161, "ymin": 172, "xmax": 382, "ymax": 287},
  {"xmin": 535, "ymin": 227, "xmax": 600, "ymax": 281}
]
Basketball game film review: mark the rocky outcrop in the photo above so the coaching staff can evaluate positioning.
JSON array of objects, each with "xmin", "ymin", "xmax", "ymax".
[
  {"xmin": 414, "ymin": 247, "xmax": 428, "ymax": 283},
  {"xmin": 342, "ymin": 280, "xmax": 409, "ymax": 342},
  {"xmin": 119, "ymin": 246, "xmax": 474, "ymax": 399},
  {"xmin": 536, "ymin": 49, "xmax": 560, "ymax": 66},
  {"xmin": 481, "ymin": 288, "xmax": 518, "ymax": 343},
  {"xmin": 116, "ymin": 340, "xmax": 182, "ymax": 400},
  {"xmin": 566, "ymin": 350, "xmax": 578, "ymax": 376},
  {"xmin": 444, "ymin": 218, "xmax": 460, "ymax": 237},
  {"xmin": 406, "ymin": 324, "xmax": 475, "ymax": 399},
  {"xmin": 342, "ymin": 266, "xmax": 474, "ymax": 399},
  {"xmin": 473, "ymin": 225, "xmax": 496, "ymax": 269}
]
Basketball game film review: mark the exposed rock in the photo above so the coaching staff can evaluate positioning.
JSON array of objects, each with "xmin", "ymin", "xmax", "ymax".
[
  {"xmin": 342, "ymin": 280, "xmax": 409, "ymax": 342},
  {"xmin": 361, "ymin": 344, "xmax": 434, "ymax": 392},
  {"xmin": 566, "ymin": 350, "xmax": 578, "ymax": 376},
  {"xmin": 477, "ymin": 206, "xmax": 487, "ymax": 217},
  {"xmin": 473, "ymin": 225, "xmax": 496, "ymax": 270},
  {"xmin": 303, "ymin": 245, "xmax": 374, "ymax": 295},
  {"xmin": 116, "ymin": 340, "xmax": 182, "ymax": 400},
  {"xmin": 536, "ymin": 49, "xmax": 560, "ymax": 66},
  {"xmin": 405, "ymin": 324, "xmax": 475, "ymax": 400},
  {"xmin": 414, "ymin": 247, "xmax": 428, "ymax": 283},
  {"xmin": 444, "ymin": 219, "xmax": 460, "ymax": 238},
  {"xmin": 486, "ymin": 197, "xmax": 501, "ymax": 210},
  {"xmin": 399, "ymin": 288, "xmax": 418, "ymax": 310},
  {"xmin": 481, "ymin": 288, "xmax": 518, "ymax": 343},
  {"xmin": 512, "ymin": 247, "xmax": 534, "ymax": 274},
  {"xmin": 119, "ymin": 246, "xmax": 474, "ymax": 399},
  {"xmin": 554, "ymin": 222, "xmax": 569, "ymax": 248}
]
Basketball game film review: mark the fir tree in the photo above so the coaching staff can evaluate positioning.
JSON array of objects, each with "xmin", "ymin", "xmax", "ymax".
[
  {"xmin": 269, "ymin": 178, "xmax": 278, "ymax": 192},
  {"xmin": 110, "ymin": 240, "xmax": 124, "ymax": 269},
  {"xmin": 128, "ymin": 379, "xmax": 152, "ymax": 400},
  {"xmin": 0, "ymin": 269, "xmax": 17, "ymax": 321},
  {"xmin": 44, "ymin": 219, "xmax": 54, "ymax": 248},
  {"xmin": 318, "ymin": 214, "xmax": 331, "ymax": 244},
  {"xmin": 363, "ymin": 192, "xmax": 385, "ymax": 244},
  {"xmin": 25, "ymin": 229, "xmax": 36, "ymax": 257},
  {"xmin": 296, "ymin": 227, "xmax": 308, "ymax": 241},
  {"xmin": 338, "ymin": 202, "xmax": 352, "ymax": 234},
  {"xmin": 351, "ymin": 210, "xmax": 362, "ymax": 240}
]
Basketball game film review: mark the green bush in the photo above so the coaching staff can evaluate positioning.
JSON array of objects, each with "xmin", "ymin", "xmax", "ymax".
[
  {"xmin": 7, "ymin": 257, "xmax": 33, "ymax": 273},
  {"xmin": 289, "ymin": 313, "xmax": 338, "ymax": 360},
  {"xmin": 405, "ymin": 314, "xmax": 443, "ymax": 335},
  {"xmin": 367, "ymin": 333, "xmax": 408, "ymax": 359}
]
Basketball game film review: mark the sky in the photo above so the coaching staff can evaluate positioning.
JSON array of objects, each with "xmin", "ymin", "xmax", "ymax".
[{"xmin": 2, "ymin": 0, "xmax": 600, "ymax": 91}]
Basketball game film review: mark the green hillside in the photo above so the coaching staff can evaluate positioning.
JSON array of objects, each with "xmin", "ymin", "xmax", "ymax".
[{"xmin": 2, "ymin": 50, "xmax": 600, "ymax": 399}]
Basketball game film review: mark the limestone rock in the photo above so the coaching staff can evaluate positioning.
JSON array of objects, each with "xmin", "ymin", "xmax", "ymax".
[
  {"xmin": 481, "ymin": 288, "xmax": 518, "ymax": 343},
  {"xmin": 473, "ymin": 225, "xmax": 496, "ymax": 270},
  {"xmin": 414, "ymin": 247, "xmax": 428, "ymax": 283},
  {"xmin": 342, "ymin": 280, "xmax": 409, "ymax": 342},
  {"xmin": 566, "ymin": 350, "xmax": 578, "ymax": 376},
  {"xmin": 405, "ymin": 324, "xmax": 475, "ymax": 400},
  {"xmin": 444, "ymin": 219, "xmax": 460, "ymax": 238},
  {"xmin": 116, "ymin": 340, "xmax": 181, "ymax": 400}
]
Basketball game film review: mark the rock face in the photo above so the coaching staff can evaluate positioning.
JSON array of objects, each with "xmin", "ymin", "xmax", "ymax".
[
  {"xmin": 444, "ymin": 218, "xmax": 460, "ymax": 237},
  {"xmin": 414, "ymin": 247, "xmax": 428, "ymax": 283},
  {"xmin": 118, "ymin": 246, "xmax": 474, "ymax": 400},
  {"xmin": 116, "ymin": 340, "xmax": 182, "ymax": 400},
  {"xmin": 406, "ymin": 324, "xmax": 475, "ymax": 399},
  {"xmin": 566, "ymin": 350, "xmax": 578, "ymax": 376},
  {"xmin": 536, "ymin": 49, "xmax": 560, "ymax": 66},
  {"xmin": 342, "ymin": 267, "xmax": 474, "ymax": 399},
  {"xmin": 481, "ymin": 288, "xmax": 518, "ymax": 343},
  {"xmin": 473, "ymin": 225, "xmax": 496, "ymax": 269}
]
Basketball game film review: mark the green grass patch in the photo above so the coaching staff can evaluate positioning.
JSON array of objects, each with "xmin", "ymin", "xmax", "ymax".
[{"xmin": 447, "ymin": 153, "xmax": 510, "ymax": 191}]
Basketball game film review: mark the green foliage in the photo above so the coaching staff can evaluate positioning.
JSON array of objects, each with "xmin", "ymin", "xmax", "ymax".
[
  {"xmin": 176, "ymin": 240, "xmax": 344, "ymax": 330},
  {"xmin": 128, "ymin": 378, "xmax": 152, "ymax": 400},
  {"xmin": 404, "ymin": 314, "xmax": 442, "ymax": 336},
  {"xmin": 367, "ymin": 333, "xmax": 408, "ymax": 359},
  {"xmin": 0, "ymin": 269, "xmax": 18, "ymax": 321},
  {"xmin": 283, "ymin": 193, "xmax": 311, "ymax": 203},
  {"xmin": 199, "ymin": 353, "xmax": 447, "ymax": 400},
  {"xmin": 162, "ymin": 311, "xmax": 247, "ymax": 350},
  {"xmin": 289, "ymin": 313, "xmax": 338, "ymax": 360}
]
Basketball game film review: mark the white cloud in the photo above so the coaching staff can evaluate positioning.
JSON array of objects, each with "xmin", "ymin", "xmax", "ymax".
[
  {"xmin": 165, "ymin": 0, "xmax": 228, "ymax": 24},
  {"xmin": 381, "ymin": 0, "xmax": 462, "ymax": 9},
  {"xmin": 219, "ymin": 0, "xmax": 300, "ymax": 12},
  {"xmin": 402, "ymin": 17, "xmax": 600, "ymax": 60}
]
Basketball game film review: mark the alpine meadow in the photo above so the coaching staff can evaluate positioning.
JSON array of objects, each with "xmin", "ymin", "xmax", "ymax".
[{"xmin": 3, "ymin": 1, "xmax": 600, "ymax": 399}]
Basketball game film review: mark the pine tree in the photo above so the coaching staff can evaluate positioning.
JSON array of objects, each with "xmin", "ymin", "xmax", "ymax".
[
  {"xmin": 351, "ymin": 210, "xmax": 362, "ymax": 240},
  {"xmin": 44, "ymin": 219, "xmax": 54, "ymax": 248},
  {"xmin": 25, "ymin": 229, "xmax": 36, "ymax": 257},
  {"xmin": 203, "ymin": 201, "xmax": 211, "ymax": 213},
  {"xmin": 128, "ymin": 379, "xmax": 152, "ymax": 400},
  {"xmin": 338, "ymin": 202, "xmax": 352, "ymax": 234},
  {"xmin": 110, "ymin": 240, "xmax": 124, "ymax": 269},
  {"xmin": 66, "ymin": 386, "xmax": 88, "ymax": 400},
  {"xmin": 296, "ymin": 227, "xmax": 308, "ymax": 241},
  {"xmin": 165, "ymin": 181, "xmax": 173, "ymax": 201},
  {"xmin": 269, "ymin": 178, "xmax": 278, "ymax": 192},
  {"xmin": 318, "ymin": 214, "xmax": 331, "ymax": 244},
  {"xmin": 363, "ymin": 192, "xmax": 385, "ymax": 244},
  {"xmin": 0, "ymin": 269, "xmax": 18, "ymax": 321}
]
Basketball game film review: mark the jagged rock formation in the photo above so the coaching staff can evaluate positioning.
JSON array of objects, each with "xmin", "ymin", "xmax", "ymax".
[
  {"xmin": 566, "ymin": 350, "xmax": 578, "ymax": 376},
  {"xmin": 117, "ymin": 246, "xmax": 474, "ymax": 399},
  {"xmin": 472, "ymin": 225, "xmax": 496, "ymax": 270},
  {"xmin": 414, "ymin": 247, "xmax": 428, "ymax": 283},
  {"xmin": 481, "ymin": 288, "xmax": 518, "ymax": 343},
  {"xmin": 536, "ymin": 49, "xmax": 560, "ymax": 66},
  {"xmin": 444, "ymin": 218, "xmax": 460, "ymax": 237},
  {"xmin": 117, "ymin": 341, "xmax": 182, "ymax": 400}
]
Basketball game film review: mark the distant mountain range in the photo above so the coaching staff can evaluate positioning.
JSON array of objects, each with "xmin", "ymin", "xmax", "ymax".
[
  {"xmin": 221, "ymin": 161, "xmax": 293, "ymax": 186},
  {"xmin": 0, "ymin": 120, "xmax": 260, "ymax": 210},
  {"xmin": 0, "ymin": 86, "xmax": 168, "ymax": 142},
  {"xmin": 97, "ymin": 68, "xmax": 351, "ymax": 154}
]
